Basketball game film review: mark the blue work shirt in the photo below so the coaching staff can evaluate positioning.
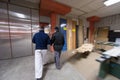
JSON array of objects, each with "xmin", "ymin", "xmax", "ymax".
[{"xmin": 32, "ymin": 30, "xmax": 50, "ymax": 49}]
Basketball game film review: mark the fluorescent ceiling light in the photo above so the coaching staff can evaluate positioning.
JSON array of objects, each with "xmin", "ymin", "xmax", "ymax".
[{"xmin": 104, "ymin": 0, "xmax": 120, "ymax": 6}]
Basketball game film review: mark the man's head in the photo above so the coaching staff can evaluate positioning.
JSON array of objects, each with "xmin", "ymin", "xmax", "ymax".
[
  {"xmin": 39, "ymin": 26, "xmax": 44, "ymax": 30},
  {"xmin": 54, "ymin": 27, "xmax": 59, "ymax": 32}
]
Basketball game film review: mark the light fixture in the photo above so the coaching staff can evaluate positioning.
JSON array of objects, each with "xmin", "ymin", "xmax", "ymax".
[{"xmin": 104, "ymin": 0, "xmax": 120, "ymax": 6}]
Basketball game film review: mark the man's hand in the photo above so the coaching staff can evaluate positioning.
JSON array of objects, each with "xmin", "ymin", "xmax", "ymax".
[{"xmin": 50, "ymin": 45, "xmax": 54, "ymax": 52}]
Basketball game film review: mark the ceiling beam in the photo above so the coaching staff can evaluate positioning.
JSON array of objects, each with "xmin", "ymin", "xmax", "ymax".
[{"xmin": 40, "ymin": 0, "xmax": 71, "ymax": 16}]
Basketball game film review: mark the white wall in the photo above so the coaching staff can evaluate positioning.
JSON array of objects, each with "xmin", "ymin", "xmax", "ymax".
[{"xmin": 95, "ymin": 14, "xmax": 120, "ymax": 30}]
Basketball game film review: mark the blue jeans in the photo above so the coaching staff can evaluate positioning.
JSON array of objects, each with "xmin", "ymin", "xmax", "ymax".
[{"xmin": 54, "ymin": 51, "xmax": 61, "ymax": 69}]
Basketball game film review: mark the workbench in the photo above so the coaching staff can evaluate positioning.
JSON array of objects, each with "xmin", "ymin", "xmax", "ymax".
[{"xmin": 96, "ymin": 47, "xmax": 120, "ymax": 79}]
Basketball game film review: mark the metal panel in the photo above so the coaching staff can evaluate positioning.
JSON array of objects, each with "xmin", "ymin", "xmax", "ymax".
[
  {"xmin": 31, "ymin": 9, "xmax": 40, "ymax": 53},
  {"xmin": 8, "ymin": 4, "xmax": 31, "ymax": 19},
  {"xmin": 0, "ymin": 2, "xmax": 11, "ymax": 59},
  {"xmin": 10, "ymin": 0, "xmax": 39, "ymax": 9},
  {"xmin": 9, "ymin": 4, "xmax": 32, "ymax": 57}
]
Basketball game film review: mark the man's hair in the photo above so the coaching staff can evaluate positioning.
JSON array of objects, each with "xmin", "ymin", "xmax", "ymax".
[
  {"xmin": 39, "ymin": 26, "xmax": 44, "ymax": 30},
  {"xmin": 54, "ymin": 27, "xmax": 59, "ymax": 30}
]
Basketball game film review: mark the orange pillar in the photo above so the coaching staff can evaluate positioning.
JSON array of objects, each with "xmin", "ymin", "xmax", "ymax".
[
  {"xmin": 87, "ymin": 16, "xmax": 100, "ymax": 43},
  {"xmin": 89, "ymin": 22, "xmax": 95, "ymax": 43},
  {"xmin": 50, "ymin": 13, "xmax": 57, "ymax": 33},
  {"xmin": 50, "ymin": 13, "xmax": 57, "ymax": 52}
]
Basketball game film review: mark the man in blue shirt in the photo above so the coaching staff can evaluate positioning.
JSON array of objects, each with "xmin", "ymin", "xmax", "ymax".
[{"xmin": 32, "ymin": 26, "xmax": 50, "ymax": 80}]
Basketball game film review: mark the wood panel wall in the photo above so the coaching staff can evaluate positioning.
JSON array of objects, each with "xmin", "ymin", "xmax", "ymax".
[
  {"xmin": 72, "ymin": 21, "xmax": 76, "ymax": 49},
  {"xmin": 78, "ymin": 19, "xmax": 84, "ymax": 46},
  {"xmin": 96, "ymin": 27, "xmax": 109, "ymax": 42},
  {"xmin": 67, "ymin": 19, "xmax": 76, "ymax": 50}
]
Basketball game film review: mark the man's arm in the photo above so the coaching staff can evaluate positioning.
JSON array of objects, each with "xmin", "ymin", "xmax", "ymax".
[
  {"xmin": 47, "ymin": 36, "xmax": 51, "ymax": 45},
  {"xmin": 50, "ymin": 34, "xmax": 55, "ymax": 45},
  {"xmin": 63, "ymin": 37, "xmax": 65, "ymax": 45},
  {"xmin": 62, "ymin": 34, "xmax": 65, "ymax": 46},
  {"xmin": 32, "ymin": 35, "xmax": 36, "ymax": 43},
  {"xmin": 47, "ymin": 35, "xmax": 53, "ymax": 52}
]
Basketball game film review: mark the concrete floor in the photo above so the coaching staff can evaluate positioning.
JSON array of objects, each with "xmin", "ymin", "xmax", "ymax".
[
  {"xmin": 0, "ymin": 51, "xmax": 119, "ymax": 80},
  {"xmin": 68, "ymin": 52, "xmax": 119, "ymax": 80}
]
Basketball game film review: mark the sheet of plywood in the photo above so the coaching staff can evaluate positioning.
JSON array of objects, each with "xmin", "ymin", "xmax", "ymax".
[
  {"xmin": 97, "ymin": 27, "xmax": 109, "ymax": 38},
  {"xmin": 95, "ymin": 27, "xmax": 109, "ymax": 49},
  {"xmin": 67, "ymin": 18, "xmax": 73, "ymax": 50},
  {"xmin": 67, "ymin": 19, "xmax": 77, "ymax": 50},
  {"xmin": 72, "ymin": 21, "xmax": 76, "ymax": 49},
  {"xmin": 95, "ymin": 27, "xmax": 109, "ymax": 42}
]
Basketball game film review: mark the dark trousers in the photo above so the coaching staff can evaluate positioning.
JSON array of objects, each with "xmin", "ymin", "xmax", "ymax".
[{"xmin": 54, "ymin": 51, "xmax": 61, "ymax": 69}]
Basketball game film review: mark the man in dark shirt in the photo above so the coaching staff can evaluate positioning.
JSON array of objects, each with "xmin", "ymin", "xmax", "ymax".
[
  {"xmin": 32, "ymin": 26, "xmax": 50, "ymax": 80},
  {"xmin": 50, "ymin": 27, "xmax": 64, "ymax": 69}
]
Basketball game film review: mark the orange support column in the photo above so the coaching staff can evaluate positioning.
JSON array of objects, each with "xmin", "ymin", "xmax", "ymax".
[
  {"xmin": 87, "ymin": 16, "xmax": 100, "ymax": 43},
  {"xmin": 50, "ymin": 13, "xmax": 57, "ymax": 33},
  {"xmin": 50, "ymin": 13, "xmax": 57, "ymax": 52},
  {"xmin": 89, "ymin": 22, "xmax": 95, "ymax": 43}
]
